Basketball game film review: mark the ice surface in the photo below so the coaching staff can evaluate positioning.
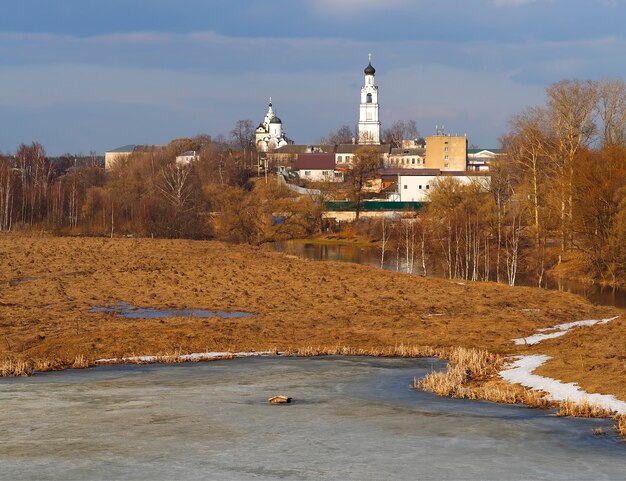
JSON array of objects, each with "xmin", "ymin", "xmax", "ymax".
[
  {"xmin": 89, "ymin": 301, "xmax": 253, "ymax": 319},
  {"xmin": 1, "ymin": 357, "xmax": 624, "ymax": 481}
]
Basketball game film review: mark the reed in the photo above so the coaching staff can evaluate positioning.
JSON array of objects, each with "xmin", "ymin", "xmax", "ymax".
[
  {"xmin": 0, "ymin": 358, "xmax": 34, "ymax": 377},
  {"xmin": 72, "ymin": 354, "xmax": 90, "ymax": 369},
  {"xmin": 291, "ymin": 344, "xmax": 446, "ymax": 359},
  {"xmin": 33, "ymin": 359, "xmax": 56, "ymax": 372},
  {"xmin": 556, "ymin": 398, "xmax": 615, "ymax": 418},
  {"xmin": 414, "ymin": 346, "xmax": 553, "ymax": 409},
  {"xmin": 613, "ymin": 415, "xmax": 626, "ymax": 436}
]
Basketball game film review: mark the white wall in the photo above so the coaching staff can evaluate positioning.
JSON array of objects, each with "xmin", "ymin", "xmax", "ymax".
[
  {"xmin": 299, "ymin": 169, "xmax": 344, "ymax": 182},
  {"xmin": 398, "ymin": 175, "xmax": 438, "ymax": 201},
  {"xmin": 399, "ymin": 174, "xmax": 489, "ymax": 201}
]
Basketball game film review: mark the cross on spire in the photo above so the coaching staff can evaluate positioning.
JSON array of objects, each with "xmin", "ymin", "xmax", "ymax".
[{"xmin": 368, "ymin": 53, "xmax": 372, "ymax": 63}]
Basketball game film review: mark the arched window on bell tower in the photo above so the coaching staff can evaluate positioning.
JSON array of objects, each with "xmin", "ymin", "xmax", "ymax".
[{"xmin": 366, "ymin": 93, "xmax": 372, "ymax": 103}]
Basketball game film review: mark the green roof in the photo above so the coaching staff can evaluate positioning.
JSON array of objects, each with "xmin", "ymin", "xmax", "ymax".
[
  {"xmin": 325, "ymin": 201, "xmax": 426, "ymax": 212},
  {"xmin": 467, "ymin": 148, "xmax": 502, "ymax": 154},
  {"xmin": 107, "ymin": 144, "xmax": 136, "ymax": 153}
]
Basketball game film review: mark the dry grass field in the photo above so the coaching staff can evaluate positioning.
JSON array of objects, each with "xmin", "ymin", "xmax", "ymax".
[{"xmin": 0, "ymin": 234, "xmax": 624, "ymax": 402}]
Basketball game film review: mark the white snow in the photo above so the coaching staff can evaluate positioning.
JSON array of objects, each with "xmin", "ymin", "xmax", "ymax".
[
  {"xmin": 513, "ymin": 316, "xmax": 619, "ymax": 345},
  {"xmin": 95, "ymin": 351, "xmax": 275, "ymax": 364},
  {"xmin": 499, "ymin": 354, "xmax": 626, "ymax": 415}
]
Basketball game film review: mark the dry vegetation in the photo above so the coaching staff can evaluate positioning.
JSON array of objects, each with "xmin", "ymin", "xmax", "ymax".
[
  {"xmin": 414, "ymin": 347, "xmax": 551, "ymax": 408},
  {"xmin": 1, "ymin": 235, "xmax": 625, "ymax": 423},
  {"xmin": 416, "ymin": 346, "xmax": 626, "ymax": 437}
]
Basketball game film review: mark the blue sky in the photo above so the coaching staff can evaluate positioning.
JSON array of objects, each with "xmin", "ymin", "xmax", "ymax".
[{"xmin": 1, "ymin": 0, "xmax": 625, "ymax": 155}]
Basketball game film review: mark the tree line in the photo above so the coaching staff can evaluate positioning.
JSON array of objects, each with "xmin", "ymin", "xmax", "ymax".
[
  {"xmin": 0, "ymin": 126, "xmax": 319, "ymax": 242},
  {"xmin": 371, "ymin": 78, "xmax": 626, "ymax": 286}
]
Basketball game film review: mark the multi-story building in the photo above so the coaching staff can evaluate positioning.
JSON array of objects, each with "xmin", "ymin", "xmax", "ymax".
[{"xmin": 425, "ymin": 128, "xmax": 467, "ymax": 171}]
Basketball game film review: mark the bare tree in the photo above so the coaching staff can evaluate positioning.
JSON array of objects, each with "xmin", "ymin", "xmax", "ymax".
[
  {"xmin": 596, "ymin": 79, "xmax": 626, "ymax": 148},
  {"xmin": 383, "ymin": 120, "xmax": 421, "ymax": 147},
  {"xmin": 230, "ymin": 120, "xmax": 255, "ymax": 150},
  {"xmin": 349, "ymin": 147, "xmax": 381, "ymax": 220},
  {"xmin": 379, "ymin": 215, "xmax": 390, "ymax": 268},
  {"xmin": 158, "ymin": 163, "xmax": 193, "ymax": 213},
  {"xmin": 322, "ymin": 125, "xmax": 354, "ymax": 145},
  {"xmin": 545, "ymin": 79, "xmax": 597, "ymax": 252},
  {"xmin": 0, "ymin": 156, "xmax": 15, "ymax": 231}
]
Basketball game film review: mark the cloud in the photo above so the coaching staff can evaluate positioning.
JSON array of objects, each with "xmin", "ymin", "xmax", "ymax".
[
  {"xmin": 311, "ymin": 0, "xmax": 410, "ymax": 14},
  {"xmin": 493, "ymin": 0, "xmax": 536, "ymax": 6}
]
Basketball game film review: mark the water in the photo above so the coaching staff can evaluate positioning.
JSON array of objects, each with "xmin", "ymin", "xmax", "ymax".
[
  {"xmin": 273, "ymin": 242, "xmax": 626, "ymax": 309},
  {"xmin": 89, "ymin": 301, "xmax": 253, "ymax": 319},
  {"xmin": 1, "ymin": 357, "xmax": 624, "ymax": 480}
]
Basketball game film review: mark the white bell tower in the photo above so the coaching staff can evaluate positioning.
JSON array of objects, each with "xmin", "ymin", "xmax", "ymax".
[{"xmin": 357, "ymin": 53, "xmax": 381, "ymax": 145}]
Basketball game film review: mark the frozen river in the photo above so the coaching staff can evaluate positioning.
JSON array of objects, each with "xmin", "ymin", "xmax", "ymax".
[{"xmin": 1, "ymin": 357, "xmax": 624, "ymax": 480}]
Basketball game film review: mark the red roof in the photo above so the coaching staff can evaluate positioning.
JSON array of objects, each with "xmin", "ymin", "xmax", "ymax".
[{"xmin": 296, "ymin": 153, "xmax": 336, "ymax": 171}]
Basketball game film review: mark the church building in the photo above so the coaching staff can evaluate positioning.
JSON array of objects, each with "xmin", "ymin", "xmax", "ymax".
[
  {"xmin": 255, "ymin": 98, "xmax": 292, "ymax": 152},
  {"xmin": 357, "ymin": 54, "xmax": 381, "ymax": 145}
]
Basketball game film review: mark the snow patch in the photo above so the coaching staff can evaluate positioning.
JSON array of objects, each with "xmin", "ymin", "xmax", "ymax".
[
  {"xmin": 499, "ymin": 354, "xmax": 626, "ymax": 415},
  {"xmin": 513, "ymin": 316, "xmax": 619, "ymax": 345},
  {"xmin": 95, "ymin": 351, "xmax": 274, "ymax": 364}
]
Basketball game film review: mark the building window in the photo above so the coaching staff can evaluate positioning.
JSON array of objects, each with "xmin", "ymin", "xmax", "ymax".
[
  {"xmin": 444, "ymin": 163, "xmax": 449, "ymax": 168},
  {"xmin": 426, "ymin": 185, "xmax": 430, "ymax": 189},
  {"xmin": 404, "ymin": 185, "xmax": 408, "ymax": 189},
  {"xmin": 444, "ymin": 155, "xmax": 449, "ymax": 160},
  {"xmin": 305, "ymin": 171, "xmax": 311, "ymax": 176},
  {"xmin": 338, "ymin": 155, "xmax": 342, "ymax": 162},
  {"xmin": 366, "ymin": 93, "xmax": 372, "ymax": 103},
  {"xmin": 412, "ymin": 159, "xmax": 415, "ymax": 164},
  {"xmin": 419, "ymin": 185, "xmax": 422, "ymax": 189},
  {"xmin": 444, "ymin": 147, "xmax": 449, "ymax": 152}
]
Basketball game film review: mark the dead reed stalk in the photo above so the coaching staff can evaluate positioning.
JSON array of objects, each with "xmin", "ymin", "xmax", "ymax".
[
  {"xmin": 291, "ymin": 344, "xmax": 446, "ymax": 359},
  {"xmin": 613, "ymin": 415, "xmax": 626, "ymax": 436},
  {"xmin": 72, "ymin": 354, "xmax": 90, "ymax": 369},
  {"xmin": 414, "ymin": 346, "xmax": 553, "ymax": 408},
  {"xmin": 556, "ymin": 398, "xmax": 615, "ymax": 418},
  {"xmin": 33, "ymin": 359, "xmax": 56, "ymax": 372},
  {"xmin": 0, "ymin": 358, "xmax": 34, "ymax": 377}
]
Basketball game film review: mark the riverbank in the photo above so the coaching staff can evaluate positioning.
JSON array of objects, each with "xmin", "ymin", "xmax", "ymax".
[{"xmin": 0, "ymin": 235, "xmax": 624, "ymax": 405}]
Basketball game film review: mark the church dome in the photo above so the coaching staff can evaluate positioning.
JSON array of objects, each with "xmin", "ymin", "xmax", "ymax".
[
  {"xmin": 270, "ymin": 115, "xmax": 282, "ymax": 124},
  {"xmin": 364, "ymin": 61, "xmax": 375, "ymax": 75}
]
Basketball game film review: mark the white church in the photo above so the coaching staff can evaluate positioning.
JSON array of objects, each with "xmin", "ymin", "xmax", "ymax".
[
  {"xmin": 357, "ymin": 53, "xmax": 381, "ymax": 145},
  {"xmin": 255, "ymin": 98, "xmax": 292, "ymax": 152},
  {"xmin": 256, "ymin": 54, "xmax": 382, "ymax": 152}
]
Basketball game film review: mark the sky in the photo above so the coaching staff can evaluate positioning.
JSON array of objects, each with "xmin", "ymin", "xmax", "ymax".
[{"xmin": 1, "ymin": 0, "xmax": 625, "ymax": 155}]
